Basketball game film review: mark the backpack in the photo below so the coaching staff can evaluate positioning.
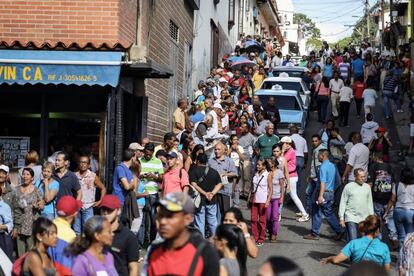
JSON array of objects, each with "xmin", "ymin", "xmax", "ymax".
[{"xmin": 12, "ymin": 250, "xmax": 41, "ymax": 276}]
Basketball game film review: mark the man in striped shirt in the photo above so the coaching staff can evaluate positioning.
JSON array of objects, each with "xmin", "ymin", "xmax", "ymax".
[{"xmin": 139, "ymin": 142, "xmax": 164, "ymax": 244}]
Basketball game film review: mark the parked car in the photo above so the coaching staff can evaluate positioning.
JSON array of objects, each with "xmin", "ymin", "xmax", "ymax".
[
  {"xmin": 259, "ymin": 76, "xmax": 311, "ymax": 111},
  {"xmin": 255, "ymin": 85, "xmax": 308, "ymax": 135},
  {"xmin": 270, "ymin": 66, "xmax": 308, "ymax": 78}
]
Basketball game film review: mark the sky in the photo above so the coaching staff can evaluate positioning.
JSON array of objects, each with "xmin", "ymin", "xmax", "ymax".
[{"xmin": 291, "ymin": 0, "xmax": 378, "ymax": 43}]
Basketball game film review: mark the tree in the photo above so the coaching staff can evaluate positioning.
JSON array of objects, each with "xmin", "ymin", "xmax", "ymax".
[
  {"xmin": 306, "ymin": 37, "xmax": 323, "ymax": 50},
  {"xmin": 293, "ymin": 13, "xmax": 321, "ymax": 38}
]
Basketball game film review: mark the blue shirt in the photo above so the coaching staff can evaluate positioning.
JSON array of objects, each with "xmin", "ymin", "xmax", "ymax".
[
  {"xmin": 351, "ymin": 58, "xmax": 364, "ymax": 76},
  {"xmin": 342, "ymin": 236, "xmax": 391, "ymax": 265},
  {"xmin": 136, "ymin": 181, "xmax": 146, "ymax": 207},
  {"xmin": 191, "ymin": 112, "xmax": 205, "ymax": 124},
  {"xmin": 323, "ymin": 64, "xmax": 333, "ymax": 78},
  {"xmin": 35, "ymin": 179, "xmax": 60, "ymax": 216},
  {"xmin": 0, "ymin": 199, "xmax": 13, "ymax": 233},
  {"xmin": 113, "ymin": 163, "xmax": 134, "ymax": 205},
  {"xmin": 318, "ymin": 160, "xmax": 336, "ymax": 190}
]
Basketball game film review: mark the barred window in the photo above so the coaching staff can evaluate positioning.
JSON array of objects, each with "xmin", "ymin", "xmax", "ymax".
[{"xmin": 169, "ymin": 20, "xmax": 179, "ymax": 43}]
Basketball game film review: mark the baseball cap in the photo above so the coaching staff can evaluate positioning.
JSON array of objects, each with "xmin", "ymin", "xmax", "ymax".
[
  {"xmin": 0, "ymin": 165, "xmax": 9, "ymax": 174},
  {"xmin": 281, "ymin": 136, "xmax": 293, "ymax": 144},
  {"xmin": 376, "ymin": 127, "xmax": 386, "ymax": 133},
  {"xmin": 198, "ymin": 80, "xmax": 206, "ymax": 87},
  {"xmin": 129, "ymin": 142, "xmax": 144, "ymax": 151},
  {"xmin": 56, "ymin": 196, "xmax": 82, "ymax": 217},
  {"xmin": 99, "ymin": 194, "xmax": 121, "ymax": 210},
  {"xmin": 249, "ymin": 52, "xmax": 256, "ymax": 57},
  {"xmin": 157, "ymin": 192, "xmax": 195, "ymax": 214},
  {"xmin": 213, "ymin": 103, "xmax": 224, "ymax": 111},
  {"xmin": 206, "ymin": 78, "xmax": 215, "ymax": 84},
  {"xmin": 218, "ymin": 77, "xmax": 228, "ymax": 83},
  {"xmin": 166, "ymin": 152, "xmax": 178, "ymax": 159}
]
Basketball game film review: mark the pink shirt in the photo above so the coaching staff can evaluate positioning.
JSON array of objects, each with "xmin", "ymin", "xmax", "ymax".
[
  {"xmin": 161, "ymin": 167, "xmax": 189, "ymax": 196},
  {"xmin": 284, "ymin": 148, "xmax": 297, "ymax": 177}
]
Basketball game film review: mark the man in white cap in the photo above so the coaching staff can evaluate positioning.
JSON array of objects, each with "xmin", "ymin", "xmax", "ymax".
[
  {"xmin": 128, "ymin": 142, "xmax": 144, "ymax": 161},
  {"xmin": 0, "ymin": 165, "xmax": 13, "ymax": 206}
]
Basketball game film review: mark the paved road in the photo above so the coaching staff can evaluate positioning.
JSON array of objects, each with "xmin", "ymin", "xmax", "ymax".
[{"xmin": 245, "ymin": 99, "xmax": 400, "ymax": 275}]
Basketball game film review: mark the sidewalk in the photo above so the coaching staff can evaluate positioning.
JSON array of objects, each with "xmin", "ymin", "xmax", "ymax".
[{"xmin": 388, "ymin": 91, "xmax": 414, "ymax": 168}]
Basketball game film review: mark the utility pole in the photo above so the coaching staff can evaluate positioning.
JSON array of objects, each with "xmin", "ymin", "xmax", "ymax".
[{"xmin": 365, "ymin": 0, "xmax": 370, "ymax": 43}]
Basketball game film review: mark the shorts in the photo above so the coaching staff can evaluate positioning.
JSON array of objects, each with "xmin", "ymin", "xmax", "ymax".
[{"xmin": 411, "ymin": 124, "xmax": 414, "ymax": 137}]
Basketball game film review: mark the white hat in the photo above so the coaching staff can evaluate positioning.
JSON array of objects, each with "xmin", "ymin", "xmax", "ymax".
[
  {"xmin": 128, "ymin": 142, "xmax": 144, "ymax": 151},
  {"xmin": 213, "ymin": 103, "xmax": 224, "ymax": 110},
  {"xmin": 249, "ymin": 52, "xmax": 256, "ymax": 57},
  {"xmin": 227, "ymin": 72, "xmax": 234, "ymax": 78},
  {"xmin": 280, "ymin": 136, "xmax": 292, "ymax": 144},
  {"xmin": 0, "ymin": 164, "xmax": 9, "ymax": 173},
  {"xmin": 218, "ymin": 77, "xmax": 228, "ymax": 83}
]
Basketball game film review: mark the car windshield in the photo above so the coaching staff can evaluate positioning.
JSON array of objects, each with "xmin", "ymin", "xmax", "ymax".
[
  {"xmin": 272, "ymin": 71, "xmax": 304, "ymax": 78},
  {"xmin": 258, "ymin": 95, "xmax": 301, "ymax": 111},
  {"xmin": 261, "ymin": 81, "xmax": 303, "ymax": 92}
]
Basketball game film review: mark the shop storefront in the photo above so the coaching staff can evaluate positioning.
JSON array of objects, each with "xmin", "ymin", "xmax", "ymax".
[{"xmin": 0, "ymin": 49, "xmax": 172, "ymax": 189}]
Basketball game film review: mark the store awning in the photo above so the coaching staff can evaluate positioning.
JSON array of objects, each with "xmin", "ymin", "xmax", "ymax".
[{"xmin": 0, "ymin": 50, "xmax": 123, "ymax": 87}]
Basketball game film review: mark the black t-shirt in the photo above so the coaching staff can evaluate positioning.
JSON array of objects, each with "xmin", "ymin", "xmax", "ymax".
[
  {"xmin": 54, "ymin": 170, "xmax": 81, "ymax": 200},
  {"xmin": 147, "ymin": 233, "xmax": 220, "ymax": 276},
  {"xmin": 368, "ymin": 162, "xmax": 393, "ymax": 205},
  {"xmin": 410, "ymin": 100, "xmax": 414, "ymax": 123},
  {"xmin": 110, "ymin": 223, "xmax": 140, "ymax": 276},
  {"xmin": 189, "ymin": 165, "xmax": 222, "ymax": 205}
]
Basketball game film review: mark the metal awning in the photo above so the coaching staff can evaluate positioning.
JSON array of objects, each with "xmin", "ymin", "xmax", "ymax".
[
  {"xmin": 0, "ymin": 50, "xmax": 123, "ymax": 87},
  {"xmin": 121, "ymin": 59, "xmax": 174, "ymax": 78}
]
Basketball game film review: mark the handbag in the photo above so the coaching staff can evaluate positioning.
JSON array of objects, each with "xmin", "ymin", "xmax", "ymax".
[{"xmin": 247, "ymin": 175, "xmax": 264, "ymax": 209}]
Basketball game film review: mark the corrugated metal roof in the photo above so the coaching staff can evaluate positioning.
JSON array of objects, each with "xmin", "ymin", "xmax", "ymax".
[{"xmin": 0, "ymin": 40, "xmax": 131, "ymax": 51}]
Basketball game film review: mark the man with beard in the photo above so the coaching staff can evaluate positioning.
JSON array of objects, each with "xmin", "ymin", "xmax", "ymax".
[
  {"xmin": 145, "ymin": 192, "xmax": 220, "ymax": 275},
  {"xmin": 100, "ymin": 195, "xmax": 139, "ymax": 276}
]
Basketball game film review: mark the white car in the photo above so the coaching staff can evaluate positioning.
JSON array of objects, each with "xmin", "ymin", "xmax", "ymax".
[{"xmin": 259, "ymin": 76, "xmax": 311, "ymax": 110}]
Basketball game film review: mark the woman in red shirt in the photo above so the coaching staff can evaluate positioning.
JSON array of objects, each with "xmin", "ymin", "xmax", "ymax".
[{"xmin": 353, "ymin": 76, "xmax": 366, "ymax": 118}]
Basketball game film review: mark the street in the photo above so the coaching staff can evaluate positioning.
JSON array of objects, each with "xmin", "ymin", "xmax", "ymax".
[{"xmin": 245, "ymin": 99, "xmax": 401, "ymax": 275}]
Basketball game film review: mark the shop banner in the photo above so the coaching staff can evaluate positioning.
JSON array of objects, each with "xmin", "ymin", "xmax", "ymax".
[{"xmin": 0, "ymin": 50, "xmax": 122, "ymax": 87}]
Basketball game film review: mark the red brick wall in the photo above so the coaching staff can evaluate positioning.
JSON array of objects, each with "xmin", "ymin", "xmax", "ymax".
[
  {"xmin": 0, "ymin": 0, "xmax": 137, "ymax": 48},
  {"xmin": 143, "ymin": 0, "xmax": 194, "ymax": 142}
]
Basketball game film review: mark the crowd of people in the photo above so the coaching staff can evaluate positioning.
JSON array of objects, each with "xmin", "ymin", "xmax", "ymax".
[{"xmin": 0, "ymin": 34, "xmax": 413, "ymax": 276}]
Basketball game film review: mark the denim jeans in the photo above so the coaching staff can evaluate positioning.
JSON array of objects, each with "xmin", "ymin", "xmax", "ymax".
[
  {"xmin": 296, "ymin": 156, "xmax": 305, "ymax": 195},
  {"xmin": 311, "ymin": 191, "xmax": 342, "ymax": 236},
  {"xmin": 305, "ymin": 179, "xmax": 317, "ymax": 214},
  {"xmin": 346, "ymin": 222, "xmax": 359, "ymax": 241},
  {"xmin": 73, "ymin": 207, "xmax": 94, "ymax": 235},
  {"xmin": 394, "ymin": 207, "xmax": 414, "ymax": 247},
  {"xmin": 194, "ymin": 204, "xmax": 218, "ymax": 238},
  {"xmin": 317, "ymin": 95, "xmax": 329, "ymax": 122},
  {"xmin": 373, "ymin": 202, "xmax": 398, "ymax": 241}
]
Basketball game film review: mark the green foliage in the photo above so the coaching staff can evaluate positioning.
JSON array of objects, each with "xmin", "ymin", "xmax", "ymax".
[
  {"xmin": 294, "ymin": 13, "xmax": 321, "ymax": 38},
  {"xmin": 306, "ymin": 37, "xmax": 323, "ymax": 50}
]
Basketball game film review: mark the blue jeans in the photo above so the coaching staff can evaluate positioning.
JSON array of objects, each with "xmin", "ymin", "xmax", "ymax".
[
  {"xmin": 373, "ymin": 202, "xmax": 397, "ymax": 241},
  {"xmin": 394, "ymin": 208, "xmax": 414, "ymax": 247},
  {"xmin": 383, "ymin": 91, "xmax": 401, "ymax": 118},
  {"xmin": 311, "ymin": 191, "xmax": 342, "ymax": 236},
  {"xmin": 194, "ymin": 204, "xmax": 218, "ymax": 238},
  {"xmin": 317, "ymin": 95, "xmax": 329, "ymax": 122},
  {"xmin": 305, "ymin": 179, "xmax": 317, "ymax": 214},
  {"xmin": 346, "ymin": 222, "xmax": 359, "ymax": 241},
  {"xmin": 73, "ymin": 207, "xmax": 94, "ymax": 235},
  {"xmin": 296, "ymin": 156, "xmax": 305, "ymax": 195}
]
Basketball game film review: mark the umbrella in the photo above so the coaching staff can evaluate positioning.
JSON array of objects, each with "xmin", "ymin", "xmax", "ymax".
[
  {"xmin": 229, "ymin": 57, "xmax": 256, "ymax": 70},
  {"xmin": 227, "ymin": 56, "xmax": 243, "ymax": 62},
  {"xmin": 244, "ymin": 39, "xmax": 265, "ymax": 53}
]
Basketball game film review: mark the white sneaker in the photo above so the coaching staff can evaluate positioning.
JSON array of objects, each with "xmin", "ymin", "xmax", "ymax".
[
  {"xmin": 397, "ymin": 109, "xmax": 404, "ymax": 113},
  {"xmin": 295, "ymin": 212, "xmax": 303, "ymax": 217},
  {"xmin": 297, "ymin": 214, "xmax": 310, "ymax": 222}
]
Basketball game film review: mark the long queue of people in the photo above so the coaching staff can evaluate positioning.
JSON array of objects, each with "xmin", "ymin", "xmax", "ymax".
[{"xmin": 0, "ymin": 35, "xmax": 413, "ymax": 275}]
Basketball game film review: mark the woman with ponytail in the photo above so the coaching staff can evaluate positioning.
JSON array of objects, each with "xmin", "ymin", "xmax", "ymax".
[
  {"xmin": 321, "ymin": 215, "xmax": 391, "ymax": 272},
  {"xmin": 213, "ymin": 224, "xmax": 248, "ymax": 276},
  {"xmin": 67, "ymin": 216, "xmax": 118, "ymax": 275}
]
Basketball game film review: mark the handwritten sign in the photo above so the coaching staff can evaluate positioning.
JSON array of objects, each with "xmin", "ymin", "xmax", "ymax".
[{"xmin": 0, "ymin": 136, "xmax": 30, "ymax": 167}]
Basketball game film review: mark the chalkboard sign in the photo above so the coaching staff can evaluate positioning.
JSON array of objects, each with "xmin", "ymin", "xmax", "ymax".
[{"xmin": 0, "ymin": 136, "xmax": 30, "ymax": 168}]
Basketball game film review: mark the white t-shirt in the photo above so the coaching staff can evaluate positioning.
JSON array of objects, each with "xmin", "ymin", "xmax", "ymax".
[
  {"xmin": 347, "ymin": 143, "xmax": 370, "ymax": 181},
  {"xmin": 207, "ymin": 109, "xmax": 219, "ymax": 130},
  {"xmin": 329, "ymin": 78, "xmax": 344, "ymax": 93},
  {"xmin": 362, "ymin": 89, "xmax": 378, "ymax": 106},
  {"xmin": 290, "ymin": 134, "xmax": 308, "ymax": 157},
  {"xmin": 227, "ymin": 145, "xmax": 244, "ymax": 167},
  {"xmin": 339, "ymin": 86, "xmax": 353, "ymax": 102}
]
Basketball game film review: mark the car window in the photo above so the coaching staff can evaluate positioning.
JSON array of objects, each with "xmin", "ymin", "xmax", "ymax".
[
  {"xmin": 262, "ymin": 81, "xmax": 303, "ymax": 92},
  {"xmin": 272, "ymin": 71, "xmax": 303, "ymax": 78},
  {"xmin": 258, "ymin": 95, "xmax": 301, "ymax": 110}
]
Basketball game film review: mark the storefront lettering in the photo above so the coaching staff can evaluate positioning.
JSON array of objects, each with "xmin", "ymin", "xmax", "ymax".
[{"xmin": 0, "ymin": 65, "xmax": 43, "ymax": 81}]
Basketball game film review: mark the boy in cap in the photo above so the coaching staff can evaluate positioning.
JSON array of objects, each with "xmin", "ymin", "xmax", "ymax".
[
  {"xmin": 145, "ymin": 192, "xmax": 220, "ymax": 276},
  {"xmin": 99, "ymin": 194, "xmax": 139, "ymax": 276},
  {"xmin": 161, "ymin": 152, "xmax": 189, "ymax": 197},
  {"xmin": 50, "ymin": 196, "xmax": 82, "ymax": 275}
]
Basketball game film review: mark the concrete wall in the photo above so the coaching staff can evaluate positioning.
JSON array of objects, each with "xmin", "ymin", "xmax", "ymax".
[{"xmin": 191, "ymin": 0, "xmax": 232, "ymax": 92}]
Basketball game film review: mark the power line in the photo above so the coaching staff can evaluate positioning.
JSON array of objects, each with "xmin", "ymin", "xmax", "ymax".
[{"xmin": 316, "ymin": 4, "xmax": 365, "ymax": 23}]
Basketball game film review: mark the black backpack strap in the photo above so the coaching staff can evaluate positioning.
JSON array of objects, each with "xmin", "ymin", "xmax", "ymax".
[{"xmin": 188, "ymin": 240, "xmax": 208, "ymax": 276}]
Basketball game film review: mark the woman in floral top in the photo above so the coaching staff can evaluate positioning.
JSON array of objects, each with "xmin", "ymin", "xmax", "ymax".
[
  {"xmin": 399, "ymin": 231, "xmax": 414, "ymax": 276},
  {"xmin": 11, "ymin": 167, "xmax": 43, "ymax": 257}
]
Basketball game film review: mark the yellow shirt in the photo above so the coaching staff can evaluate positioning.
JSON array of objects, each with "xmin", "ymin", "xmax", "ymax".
[
  {"xmin": 252, "ymin": 72, "xmax": 265, "ymax": 91},
  {"xmin": 172, "ymin": 108, "xmax": 186, "ymax": 134},
  {"xmin": 53, "ymin": 217, "xmax": 76, "ymax": 243}
]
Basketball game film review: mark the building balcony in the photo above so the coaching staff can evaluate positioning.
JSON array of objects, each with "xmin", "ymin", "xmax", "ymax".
[{"xmin": 257, "ymin": 0, "xmax": 281, "ymax": 26}]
